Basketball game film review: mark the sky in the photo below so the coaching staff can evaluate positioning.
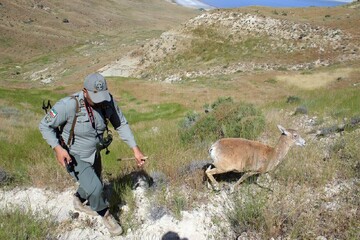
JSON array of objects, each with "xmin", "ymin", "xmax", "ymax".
[{"xmin": 175, "ymin": 0, "xmax": 353, "ymax": 9}]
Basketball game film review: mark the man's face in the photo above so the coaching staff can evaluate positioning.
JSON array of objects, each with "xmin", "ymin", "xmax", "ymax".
[{"xmin": 83, "ymin": 89, "xmax": 96, "ymax": 106}]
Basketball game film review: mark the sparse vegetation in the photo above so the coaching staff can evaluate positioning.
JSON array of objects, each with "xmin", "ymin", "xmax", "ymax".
[
  {"xmin": 271, "ymin": 87, "xmax": 360, "ymax": 120},
  {"xmin": 179, "ymin": 97, "xmax": 265, "ymax": 145},
  {"xmin": 1, "ymin": 1, "xmax": 359, "ymax": 239},
  {"xmin": 152, "ymin": 27, "xmax": 272, "ymax": 75},
  {"xmin": 126, "ymin": 103, "xmax": 186, "ymax": 124},
  {"xmin": 2, "ymin": 72, "xmax": 359, "ymax": 238},
  {"xmin": 0, "ymin": 209, "xmax": 56, "ymax": 239},
  {"xmin": 228, "ymin": 188, "xmax": 267, "ymax": 236}
]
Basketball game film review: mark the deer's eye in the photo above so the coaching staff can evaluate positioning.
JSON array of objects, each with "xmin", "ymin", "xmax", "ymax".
[{"xmin": 294, "ymin": 134, "xmax": 298, "ymax": 138}]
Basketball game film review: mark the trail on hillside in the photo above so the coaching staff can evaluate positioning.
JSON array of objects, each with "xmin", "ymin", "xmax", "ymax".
[{"xmin": 0, "ymin": 185, "xmax": 231, "ymax": 240}]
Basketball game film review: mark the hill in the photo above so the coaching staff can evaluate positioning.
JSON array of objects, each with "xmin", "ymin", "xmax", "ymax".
[
  {"xmin": 0, "ymin": 1, "xmax": 359, "ymax": 240},
  {"xmin": 0, "ymin": 0, "xmax": 197, "ymax": 87},
  {"xmin": 101, "ymin": 5, "xmax": 360, "ymax": 82}
]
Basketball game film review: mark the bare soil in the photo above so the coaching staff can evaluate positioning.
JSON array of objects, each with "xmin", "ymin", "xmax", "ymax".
[{"xmin": 0, "ymin": 0, "xmax": 197, "ymax": 88}]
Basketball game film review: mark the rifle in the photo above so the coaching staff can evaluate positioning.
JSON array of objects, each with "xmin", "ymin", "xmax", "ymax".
[{"xmin": 42, "ymin": 100, "xmax": 52, "ymax": 114}]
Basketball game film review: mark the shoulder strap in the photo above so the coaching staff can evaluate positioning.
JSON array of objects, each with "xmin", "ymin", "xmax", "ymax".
[{"xmin": 67, "ymin": 96, "xmax": 80, "ymax": 146}]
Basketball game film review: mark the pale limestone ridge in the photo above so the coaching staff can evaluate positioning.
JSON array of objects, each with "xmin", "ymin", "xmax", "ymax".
[{"xmin": 100, "ymin": 10, "xmax": 359, "ymax": 81}]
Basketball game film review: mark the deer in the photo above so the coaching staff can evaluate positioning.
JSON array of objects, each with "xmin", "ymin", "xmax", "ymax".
[{"xmin": 205, "ymin": 125, "xmax": 306, "ymax": 192}]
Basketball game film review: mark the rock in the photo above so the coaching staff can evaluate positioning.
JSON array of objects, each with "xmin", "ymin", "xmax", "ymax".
[
  {"xmin": 294, "ymin": 106, "xmax": 308, "ymax": 115},
  {"xmin": 0, "ymin": 168, "xmax": 9, "ymax": 184},
  {"xmin": 316, "ymin": 236, "xmax": 327, "ymax": 240},
  {"xmin": 99, "ymin": 10, "xmax": 358, "ymax": 80}
]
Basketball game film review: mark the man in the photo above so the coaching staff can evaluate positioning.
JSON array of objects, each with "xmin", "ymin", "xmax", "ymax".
[{"xmin": 39, "ymin": 72, "xmax": 146, "ymax": 236}]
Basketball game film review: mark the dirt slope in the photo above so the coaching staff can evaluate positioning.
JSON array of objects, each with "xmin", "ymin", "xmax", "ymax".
[
  {"xmin": 0, "ymin": 0, "xmax": 198, "ymax": 87},
  {"xmin": 100, "ymin": 5, "xmax": 360, "ymax": 81}
]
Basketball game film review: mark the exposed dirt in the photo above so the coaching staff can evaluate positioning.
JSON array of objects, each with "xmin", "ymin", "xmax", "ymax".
[
  {"xmin": 100, "ymin": 5, "xmax": 360, "ymax": 81},
  {"xmin": 0, "ymin": 0, "xmax": 198, "ymax": 88},
  {"xmin": 0, "ymin": 184, "xmax": 233, "ymax": 239}
]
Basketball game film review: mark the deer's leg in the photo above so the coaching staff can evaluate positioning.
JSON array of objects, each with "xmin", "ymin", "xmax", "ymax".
[
  {"xmin": 231, "ymin": 172, "xmax": 257, "ymax": 193},
  {"xmin": 205, "ymin": 166, "xmax": 227, "ymax": 191},
  {"xmin": 254, "ymin": 173, "xmax": 273, "ymax": 192}
]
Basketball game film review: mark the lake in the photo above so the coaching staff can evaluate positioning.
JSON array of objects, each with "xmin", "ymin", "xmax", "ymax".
[{"xmin": 200, "ymin": 0, "xmax": 352, "ymax": 8}]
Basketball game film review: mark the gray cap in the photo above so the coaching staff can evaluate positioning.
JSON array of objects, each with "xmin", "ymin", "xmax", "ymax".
[{"xmin": 84, "ymin": 73, "xmax": 111, "ymax": 103}]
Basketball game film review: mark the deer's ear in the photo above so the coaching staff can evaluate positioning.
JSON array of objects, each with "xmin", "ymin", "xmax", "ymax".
[{"xmin": 277, "ymin": 125, "xmax": 289, "ymax": 135}]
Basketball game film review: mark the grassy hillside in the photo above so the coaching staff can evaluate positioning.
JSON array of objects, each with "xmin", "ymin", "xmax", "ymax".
[
  {"xmin": 0, "ymin": 0, "xmax": 197, "ymax": 88},
  {"xmin": 110, "ymin": 4, "xmax": 360, "ymax": 81},
  {"xmin": 0, "ymin": 1, "xmax": 359, "ymax": 239}
]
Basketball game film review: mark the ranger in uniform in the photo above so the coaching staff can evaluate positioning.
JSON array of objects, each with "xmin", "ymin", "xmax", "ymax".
[{"xmin": 39, "ymin": 73, "xmax": 146, "ymax": 236}]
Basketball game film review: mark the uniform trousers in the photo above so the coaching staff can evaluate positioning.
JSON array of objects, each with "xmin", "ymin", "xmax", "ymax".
[{"xmin": 68, "ymin": 152, "xmax": 108, "ymax": 212}]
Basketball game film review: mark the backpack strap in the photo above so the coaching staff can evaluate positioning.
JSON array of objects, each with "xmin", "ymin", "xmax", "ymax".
[{"xmin": 67, "ymin": 96, "xmax": 80, "ymax": 146}]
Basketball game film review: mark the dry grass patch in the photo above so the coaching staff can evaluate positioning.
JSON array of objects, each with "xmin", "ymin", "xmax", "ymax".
[
  {"xmin": 275, "ymin": 140, "xmax": 336, "ymax": 187},
  {"xmin": 0, "ymin": 0, "xmax": 197, "ymax": 88},
  {"xmin": 276, "ymin": 67, "xmax": 355, "ymax": 90},
  {"xmin": 235, "ymin": 5, "xmax": 360, "ymax": 35}
]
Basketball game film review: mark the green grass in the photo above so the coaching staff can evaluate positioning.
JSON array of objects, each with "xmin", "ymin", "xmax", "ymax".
[
  {"xmin": 286, "ymin": 129, "xmax": 360, "ymax": 184},
  {"xmin": 118, "ymin": 90, "xmax": 138, "ymax": 104},
  {"xmin": 0, "ymin": 88, "xmax": 67, "ymax": 114},
  {"xmin": 0, "ymin": 129, "xmax": 48, "ymax": 182},
  {"xmin": 150, "ymin": 26, "xmax": 273, "ymax": 75},
  {"xmin": 185, "ymin": 36, "xmax": 265, "ymax": 63},
  {"xmin": 0, "ymin": 88, "xmax": 70, "ymax": 187},
  {"xmin": 171, "ymin": 190, "xmax": 188, "ymax": 220},
  {"xmin": 303, "ymin": 88, "xmax": 360, "ymax": 119},
  {"xmin": 29, "ymin": 55, "xmax": 52, "ymax": 65},
  {"xmin": 274, "ymin": 142, "xmax": 336, "ymax": 187},
  {"xmin": 0, "ymin": 36, "xmax": 14, "ymax": 48},
  {"xmin": 269, "ymin": 87, "xmax": 360, "ymax": 120},
  {"xmin": 179, "ymin": 99, "xmax": 265, "ymax": 146},
  {"xmin": 125, "ymin": 103, "xmax": 186, "ymax": 124},
  {"xmin": 172, "ymin": 36, "xmax": 266, "ymax": 68},
  {"xmin": 0, "ymin": 209, "xmax": 56, "ymax": 239},
  {"xmin": 0, "ymin": 3, "xmax": 358, "ymax": 238},
  {"xmin": 0, "ymin": 118, "xmax": 64, "ymax": 187},
  {"xmin": 20, "ymin": 44, "xmax": 87, "ymax": 72},
  {"xmin": 264, "ymin": 78, "xmax": 277, "ymax": 84},
  {"xmin": 1, "ymin": 74, "xmax": 359, "ymax": 239},
  {"xmin": 228, "ymin": 187, "xmax": 267, "ymax": 236}
]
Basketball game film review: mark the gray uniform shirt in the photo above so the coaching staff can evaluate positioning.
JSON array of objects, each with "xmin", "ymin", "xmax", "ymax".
[{"xmin": 39, "ymin": 91, "xmax": 137, "ymax": 163}]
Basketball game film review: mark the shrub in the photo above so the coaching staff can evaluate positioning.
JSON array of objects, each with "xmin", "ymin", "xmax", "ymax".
[
  {"xmin": 179, "ymin": 97, "xmax": 265, "ymax": 145},
  {"xmin": 227, "ymin": 188, "xmax": 267, "ymax": 236}
]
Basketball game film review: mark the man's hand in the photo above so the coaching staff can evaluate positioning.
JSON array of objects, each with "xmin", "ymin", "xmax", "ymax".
[
  {"xmin": 54, "ymin": 145, "xmax": 72, "ymax": 167},
  {"xmin": 132, "ymin": 146, "xmax": 147, "ymax": 167}
]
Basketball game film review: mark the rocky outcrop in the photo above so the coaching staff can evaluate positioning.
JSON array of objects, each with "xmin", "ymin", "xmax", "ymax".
[{"xmin": 101, "ymin": 10, "xmax": 360, "ymax": 81}]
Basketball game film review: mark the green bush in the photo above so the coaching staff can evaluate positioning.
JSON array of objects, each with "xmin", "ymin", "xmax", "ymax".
[
  {"xmin": 227, "ymin": 189, "xmax": 267, "ymax": 236},
  {"xmin": 179, "ymin": 97, "xmax": 265, "ymax": 145}
]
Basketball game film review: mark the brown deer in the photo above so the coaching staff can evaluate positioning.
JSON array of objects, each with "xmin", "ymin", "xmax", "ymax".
[{"xmin": 206, "ymin": 125, "xmax": 306, "ymax": 192}]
